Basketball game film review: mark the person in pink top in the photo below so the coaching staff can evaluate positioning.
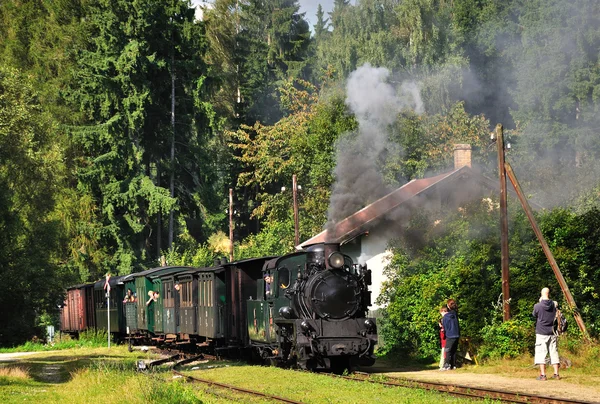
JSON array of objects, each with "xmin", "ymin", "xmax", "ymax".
[{"xmin": 439, "ymin": 306, "xmax": 448, "ymax": 369}]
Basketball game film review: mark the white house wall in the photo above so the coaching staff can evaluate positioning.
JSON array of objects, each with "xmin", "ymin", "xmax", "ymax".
[{"xmin": 341, "ymin": 233, "xmax": 391, "ymax": 310}]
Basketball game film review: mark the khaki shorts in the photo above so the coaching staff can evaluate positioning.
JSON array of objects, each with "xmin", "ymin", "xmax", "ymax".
[{"xmin": 534, "ymin": 334, "xmax": 559, "ymax": 365}]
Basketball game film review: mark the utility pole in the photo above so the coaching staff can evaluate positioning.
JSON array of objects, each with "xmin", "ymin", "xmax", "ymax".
[
  {"xmin": 505, "ymin": 162, "xmax": 589, "ymax": 339},
  {"xmin": 229, "ymin": 188, "xmax": 234, "ymax": 262},
  {"xmin": 168, "ymin": 20, "xmax": 176, "ymax": 249},
  {"xmin": 496, "ymin": 124, "xmax": 511, "ymax": 321},
  {"xmin": 293, "ymin": 174, "xmax": 299, "ymax": 246}
]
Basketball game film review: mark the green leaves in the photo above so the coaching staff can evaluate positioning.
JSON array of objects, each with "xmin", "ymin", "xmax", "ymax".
[{"xmin": 381, "ymin": 201, "xmax": 600, "ymax": 359}]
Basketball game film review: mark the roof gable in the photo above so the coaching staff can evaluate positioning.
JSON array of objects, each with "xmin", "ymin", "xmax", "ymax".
[{"xmin": 299, "ymin": 166, "xmax": 516, "ymax": 248}]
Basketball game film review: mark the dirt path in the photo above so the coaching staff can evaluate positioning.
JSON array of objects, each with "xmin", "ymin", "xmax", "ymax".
[
  {"xmin": 383, "ymin": 369, "xmax": 600, "ymax": 403},
  {"xmin": 0, "ymin": 351, "xmax": 72, "ymax": 384},
  {"xmin": 0, "ymin": 352, "xmax": 39, "ymax": 362}
]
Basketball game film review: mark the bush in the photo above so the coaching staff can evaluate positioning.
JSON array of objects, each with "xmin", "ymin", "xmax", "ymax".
[{"xmin": 478, "ymin": 318, "xmax": 535, "ymax": 360}]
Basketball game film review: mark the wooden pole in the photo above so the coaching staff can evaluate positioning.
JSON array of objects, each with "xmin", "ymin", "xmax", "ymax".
[
  {"xmin": 168, "ymin": 30, "xmax": 175, "ymax": 249},
  {"xmin": 293, "ymin": 174, "xmax": 299, "ymax": 247},
  {"xmin": 107, "ymin": 291, "xmax": 110, "ymax": 349},
  {"xmin": 229, "ymin": 188, "xmax": 234, "ymax": 262},
  {"xmin": 496, "ymin": 124, "xmax": 511, "ymax": 321},
  {"xmin": 504, "ymin": 162, "xmax": 589, "ymax": 338}
]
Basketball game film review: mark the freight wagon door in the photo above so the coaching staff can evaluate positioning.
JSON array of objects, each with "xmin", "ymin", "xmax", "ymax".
[
  {"xmin": 85, "ymin": 286, "xmax": 95, "ymax": 330},
  {"xmin": 68, "ymin": 291, "xmax": 77, "ymax": 332}
]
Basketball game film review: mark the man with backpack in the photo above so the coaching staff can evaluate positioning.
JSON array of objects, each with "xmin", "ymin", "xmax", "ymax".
[{"xmin": 532, "ymin": 287, "xmax": 561, "ymax": 380}]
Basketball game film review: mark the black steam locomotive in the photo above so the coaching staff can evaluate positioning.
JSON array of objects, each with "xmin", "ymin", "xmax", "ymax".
[{"xmin": 60, "ymin": 242, "xmax": 377, "ymax": 371}]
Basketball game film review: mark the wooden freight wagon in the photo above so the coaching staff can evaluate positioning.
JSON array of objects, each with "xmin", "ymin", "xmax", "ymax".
[
  {"xmin": 222, "ymin": 257, "xmax": 272, "ymax": 346},
  {"xmin": 61, "ymin": 284, "xmax": 95, "ymax": 334}
]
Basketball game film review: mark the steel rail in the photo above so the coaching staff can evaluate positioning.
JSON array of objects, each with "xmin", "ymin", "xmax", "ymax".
[
  {"xmin": 172, "ymin": 370, "xmax": 306, "ymax": 404},
  {"xmin": 344, "ymin": 372, "xmax": 596, "ymax": 404}
]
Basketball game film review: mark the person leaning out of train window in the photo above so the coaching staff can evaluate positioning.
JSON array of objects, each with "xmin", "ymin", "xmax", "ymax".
[
  {"xmin": 146, "ymin": 290, "xmax": 159, "ymax": 306},
  {"xmin": 123, "ymin": 288, "xmax": 134, "ymax": 303},
  {"xmin": 264, "ymin": 273, "xmax": 272, "ymax": 296},
  {"xmin": 441, "ymin": 299, "xmax": 460, "ymax": 371}
]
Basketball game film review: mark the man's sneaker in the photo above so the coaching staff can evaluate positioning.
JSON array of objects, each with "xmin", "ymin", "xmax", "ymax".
[
  {"xmin": 536, "ymin": 375, "xmax": 547, "ymax": 381},
  {"xmin": 440, "ymin": 366, "xmax": 450, "ymax": 371},
  {"xmin": 551, "ymin": 374, "xmax": 561, "ymax": 380}
]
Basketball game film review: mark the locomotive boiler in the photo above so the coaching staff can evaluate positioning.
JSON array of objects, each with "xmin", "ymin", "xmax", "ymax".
[{"xmin": 247, "ymin": 243, "xmax": 377, "ymax": 371}]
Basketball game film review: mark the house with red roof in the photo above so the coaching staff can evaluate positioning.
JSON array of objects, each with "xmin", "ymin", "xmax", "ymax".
[{"xmin": 297, "ymin": 145, "xmax": 513, "ymax": 308}]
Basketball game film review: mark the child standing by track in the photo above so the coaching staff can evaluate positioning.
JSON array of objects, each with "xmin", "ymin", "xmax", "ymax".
[{"xmin": 439, "ymin": 306, "xmax": 448, "ymax": 369}]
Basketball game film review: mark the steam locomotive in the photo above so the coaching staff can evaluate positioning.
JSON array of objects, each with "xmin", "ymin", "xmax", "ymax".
[{"xmin": 60, "ymin": 242, "xmax": 377, "ymax": 371}]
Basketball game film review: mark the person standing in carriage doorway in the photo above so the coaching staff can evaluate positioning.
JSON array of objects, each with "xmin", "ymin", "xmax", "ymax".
[
  {"xmin": 441, "ymin": 299, "xmax": 460, "ymax": 370},
  {"xmin": 532, "ymin": 287, "xmax": 561, "ymax": 380}
]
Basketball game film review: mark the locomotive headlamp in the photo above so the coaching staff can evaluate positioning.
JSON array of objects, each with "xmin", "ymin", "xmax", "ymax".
[
  {"xmin": 300, "ymin": 320, "xmax": 312, "ymax": 333},
  {"xmin": 328, "ymin": 252, "xmax": 344, "ymax": 269},
  {"xmin": 364, "ymin": 319, "xmax": 376, "ymax": 332},
  {"xmin": 279, "ymin": 306, "xmax": 293, "ymax": 319}
]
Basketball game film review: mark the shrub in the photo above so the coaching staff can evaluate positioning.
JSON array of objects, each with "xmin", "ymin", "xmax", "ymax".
[{"xmin": 478, "ymin": 317, "xmax": 535, "ymax": 360}]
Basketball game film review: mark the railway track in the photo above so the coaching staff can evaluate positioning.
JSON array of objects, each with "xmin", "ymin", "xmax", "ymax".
[
  {"xmin": 145, "ymin": 352, "xmax": 306, "ymax": 403},
  {"xmin": 172, "ymin": 370, "xmax": 306, "ymax": 404},
  {"xmin": 144, "ymin": 350, "xmax": 596, "ymax": 403},
  {"xmin": 341, "ymin": 371, "xmax": 597, "ymax": 404}
]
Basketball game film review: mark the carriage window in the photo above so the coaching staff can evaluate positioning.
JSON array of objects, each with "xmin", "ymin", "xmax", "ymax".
[
  {"xmin": 181, "ymin": 282, "xmax": 192, "ymax": 307},
  {"xmin": 278, "ymin": 268, "xmax": 290, "ymax": 290},
  {"xmin": 163, "ymin": 281, "xmax": 174, "ymax": 307},
  {"xmin": 187, "ymin": 282, "xmax": 193, "ymax": 307}
]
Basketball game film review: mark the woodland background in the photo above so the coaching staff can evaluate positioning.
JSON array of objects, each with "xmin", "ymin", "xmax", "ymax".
[{"xmin": 1, "ymin": 0, "xmax": 599, "ymax": 358}]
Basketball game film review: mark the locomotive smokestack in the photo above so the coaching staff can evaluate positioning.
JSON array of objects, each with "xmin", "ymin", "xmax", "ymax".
[
  {"xmin": 324, "ymin": 243, "xmax": 340, "ymax": 257},
  {"xmin": 324, "ymin": 243, "xmax": 342, "ymax": 269}
]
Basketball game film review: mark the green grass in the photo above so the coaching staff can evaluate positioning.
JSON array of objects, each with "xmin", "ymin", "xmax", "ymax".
[
  {"xmin": 10, "ymin": 340, "xmax": 599, "ymax": 403},
  {"xmin": 0, "ymin": 347, "xmax": 498, "ymax": 404},
  {"xmin": 178, "ymin": 363, "xmax": 498, "ymax": 403},
  {"xmin": 0, "ymin": 330, "xmax": 111, "ymax": 353}
]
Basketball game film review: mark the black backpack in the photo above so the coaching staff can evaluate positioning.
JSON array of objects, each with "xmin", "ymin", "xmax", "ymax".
[{"xmin": 553, "ymin": 308, "xmax": 568, "ymax": 336}]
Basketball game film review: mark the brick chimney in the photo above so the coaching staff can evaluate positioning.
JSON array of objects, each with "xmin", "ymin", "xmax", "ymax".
[{"xmin": 454, "ymin": 144, "xmax": 472, "ymax": 169}]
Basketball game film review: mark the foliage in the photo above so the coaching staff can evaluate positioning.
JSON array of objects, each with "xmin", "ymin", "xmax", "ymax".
[
  {"xmin": 236, "ymin": 221, "xmax": 294, "ymax": 259},
  {"xmin": 0, "ymin": 329, "xmax": 111, "ymax": 352},
  {"xmin": 386, "ymin": 101, "xmax": 491, "ymax": 182},
  {"xmin": 379, "ymin": 201, "xmax": 600, "ymax": 360},
  {"xmin": 478, "ymin": 317, "xmax": 535, "ymax": 360},
  {"xmin": 0, "ymin": 66, "xmax": 69, "ymax": 347},
  {"xmin": 65, "ymin": 0, "xmax": 219, "ymax": 278},
  {"xmin": 229, "ymin": 79, "xmax": 356, "ymax": 246},
  {"xmin": 4, "ymin": 0, "xmax": 600, "ymax": 350}
]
